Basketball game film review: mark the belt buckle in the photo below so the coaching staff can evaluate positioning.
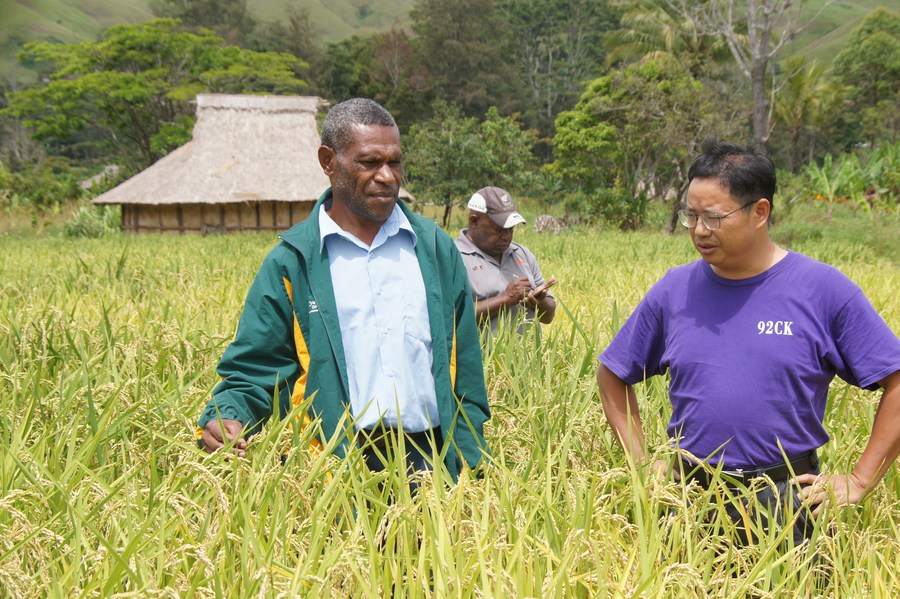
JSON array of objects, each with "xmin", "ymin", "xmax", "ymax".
[
  {"xmin": 735, "ymin": 464, "xmax": 779, "ymax": 482},
  {"xmin": 717, "ymin": 467, "xmax": 752, "ymax": 486}
]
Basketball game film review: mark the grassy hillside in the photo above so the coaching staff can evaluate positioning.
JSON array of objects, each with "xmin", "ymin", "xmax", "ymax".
[
  {"xmin": 784, "ymin": 0, "xmax": 892, "ymax": 64},
  {"xmin": 0, "ymin": 0, "xmax": 888, "ymax": 81},
  {"xmin": 0, "ymin": 0, "xmax": 413, "ymax": 81},
  {"xmin": 0, "ymin": 0, "xmax": 152, "ymax": 80},
  {"xmin": 254, "ymin": 0, "xmax": 414, "ymax": 41}
]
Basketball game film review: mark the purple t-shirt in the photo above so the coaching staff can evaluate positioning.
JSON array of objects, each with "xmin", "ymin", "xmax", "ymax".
[{"xmin": 599, "ymin": 251, "xmax": 900, "ymax": 468}]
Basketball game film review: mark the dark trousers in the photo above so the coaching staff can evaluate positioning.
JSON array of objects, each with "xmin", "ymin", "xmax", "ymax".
[
  {"xmin": 720, "ymin": 472, "xmax": 820, "ymax": 546},
  {"xmin": 358, "ymin": 427, "xmax": 443, "ymax": 486},
  {"xmin": 678, "ymin": 452, "xmax": 820, "ymax": 546}
]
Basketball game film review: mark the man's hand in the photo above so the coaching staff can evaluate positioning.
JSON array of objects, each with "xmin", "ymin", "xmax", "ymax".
[
  {"xmin": 502, "ymin": 276, "xmax": 532, "ymax": 306},
  {"xmin": 652, "ymin": 459, "xmax": 672, "ymax": 480},
  {"xmin": 201, "ymin": 419, "xmax": 248, "ymax": 457},
  {"xmin": 525, "ymin": 278, "xmax": 557, "ymax": 324},
  {"xmin": 525, "ymin": 287, "xmax": 548, "ymax": 308},
  {"xmin": 795, "ymin": 472, "xmax": 869, "ymax": 517},
  {"xmin": 796, "ymin": 371, "xmax": 900, "ymax": 517}
]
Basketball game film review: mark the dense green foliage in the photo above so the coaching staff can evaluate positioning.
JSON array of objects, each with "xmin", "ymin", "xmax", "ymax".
[
  {"xmin": 1, "ymin": 2, "xmax": 898, "ymax": 229},
  {"xmin": 777, "ymin": 141, "xmax": 900, "ymax": 223},
  {"xmin": 604, "ymin": 0, "xmax": 731, "ymax": 69},
  {"xmin": 546, "ymin": 56, "xmax": 731, "ymax": 229},
  {"xmin": 771, "ymin": 55, "xmax": 841, "ymax": 172},
  {"xmin": 1, "ymin": 225, "xmax": 897, "ymax": 596},
  {"xmin": 405, "ymin": 103, "xmax": 538, "ymax": 227},
  {"xmin": 3, "ymin": 20, "xmax": 307, "ymax": 169},
  {"xmin": 151, "ymin": 0, "xmax": 257, "ymax": 45},
  {"xmin": 410, "ymin": 0, "xmax": 514, "ymax": 118},
  {"xmin": 830, "ymin": 7, "xmax": 900, "ymax": 147}
]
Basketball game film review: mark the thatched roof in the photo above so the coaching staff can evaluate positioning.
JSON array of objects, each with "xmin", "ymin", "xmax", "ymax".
[{"xmin": 92, "ymin": 94, "xmax": 412, "ymax": 206}]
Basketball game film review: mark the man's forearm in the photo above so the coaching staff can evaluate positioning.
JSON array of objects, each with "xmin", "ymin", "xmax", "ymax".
[
  {"xmin": 596, "ymin": 362, "xmax": 648, "ymax": 462},
  {"xmin": 851, "ymin": 371, "xmax": 900, "ymax": 493},
  {"xmin": 475, "ymin": 294, "xmax": 516, "ymax": 323},
  {"xmin": 535, "ymin": 297, "xmax": 556, "ymax": 324}
]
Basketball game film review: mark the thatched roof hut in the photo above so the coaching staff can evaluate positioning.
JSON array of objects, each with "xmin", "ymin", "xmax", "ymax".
[{"xmin": 92, "ymin": 94, "xmax": 413, "ymax": 234}]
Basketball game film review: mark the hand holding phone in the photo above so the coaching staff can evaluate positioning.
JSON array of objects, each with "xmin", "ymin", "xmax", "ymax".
[{"xmin": 529, "ymin": 277, "xmax": 557, "ymax": 299}]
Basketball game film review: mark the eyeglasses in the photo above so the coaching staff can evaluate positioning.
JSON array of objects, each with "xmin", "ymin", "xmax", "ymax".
[{"xmin": 677, "ymin": 200, "xmax": 758, "ymax": 231}]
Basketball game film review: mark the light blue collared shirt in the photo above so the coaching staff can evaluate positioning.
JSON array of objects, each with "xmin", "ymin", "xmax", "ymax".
[{"xmin": 319, "ymin": 203, "xmax": 439, "ymax": 432}]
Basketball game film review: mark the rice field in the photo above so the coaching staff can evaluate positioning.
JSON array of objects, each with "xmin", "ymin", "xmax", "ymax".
[{"xmin": 1, "ymin": 226, "xmax": 898, "ymax": 597}]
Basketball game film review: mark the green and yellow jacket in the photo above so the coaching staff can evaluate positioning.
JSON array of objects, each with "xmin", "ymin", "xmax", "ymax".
[{"xmin": 197, "ymin": 190, "xmax": 490, "ymax": 480}]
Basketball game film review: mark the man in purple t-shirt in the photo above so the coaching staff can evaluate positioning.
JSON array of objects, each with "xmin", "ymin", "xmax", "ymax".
[{"xmin": 596, "ymin": 140, "xmax": 900, "ymax": 543}]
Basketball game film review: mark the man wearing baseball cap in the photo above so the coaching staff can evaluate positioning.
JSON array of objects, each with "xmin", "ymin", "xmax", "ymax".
[{"xmin": 455, "ymin": 186, "xmax": 556, "ymax": 335}]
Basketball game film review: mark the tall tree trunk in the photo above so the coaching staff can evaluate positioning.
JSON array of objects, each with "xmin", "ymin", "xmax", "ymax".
[
  {"xmin": 666, "ymin": 180, "xmax": 691, "ymax": 234},
  {"xmin": 442, "ymin": 203, "xmax": 452, "ymax": 230},
  {"xmin": 751, "ymin": 60, "xmax": 770, "ymax": 152}
]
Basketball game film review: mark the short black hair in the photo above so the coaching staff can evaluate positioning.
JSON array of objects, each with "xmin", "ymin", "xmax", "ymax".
[
  {"xmin": 688, "ymin": 139, "xmax": 777, "ymax": 214},
  {"xmin": 320, "ymin": 98, "xmax": 397, "ymax": 153}
]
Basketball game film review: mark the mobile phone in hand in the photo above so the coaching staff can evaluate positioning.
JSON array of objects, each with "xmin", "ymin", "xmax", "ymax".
[{"xmin": 531, "ymin": 277, "xmax": 557, "ymax": 296}]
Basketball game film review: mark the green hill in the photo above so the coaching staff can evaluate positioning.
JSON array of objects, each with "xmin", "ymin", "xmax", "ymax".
[
  {"xmin": 0, "ymin": 0, "xmax": 414, "ymax": 81},
  {"xmin": 784, "ymin": 0, "xmax": 892, "ymax": 64},
  {"xmin": 1, "ymin": 0, "xmax": 152, "ymax": 81},
  {"xmin": 0, "ymin": 0, "xmax": 889, "ymax": 83},
  {"xmin": 252, "ymin": 0, "xmax": 414, "ymax": 41}
]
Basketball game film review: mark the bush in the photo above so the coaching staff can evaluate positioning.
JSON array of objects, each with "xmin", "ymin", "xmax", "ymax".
[
  {"xmin": 2, "ymin": 157, "xmax": 84, "ymax": 208},
  {"xmin": 571, "ymin": 178, "xmax": 647, "ymax": 231},
  {"xmin": 791, "ymin": 141, "xmax": 900, "ymax": 216},
  {"xmin": 563, "ymin": 181, "xmax": 649, "ymax": 231},
  {"xmin": 63, "ymin": 203, "xmax": 120, "ymax": 238},
  {"xmin": 593, "ymin": 184, "xmax": 648, "ymax": 231}
]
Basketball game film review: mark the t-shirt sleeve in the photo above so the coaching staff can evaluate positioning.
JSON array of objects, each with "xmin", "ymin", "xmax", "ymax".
[
  {"xmin": 832, "ymin": 289, "xmax": 900, "ymax": 390},
  {"xmin": 598, "ymin": 291, "xmax": 667, "ymax": 385}
]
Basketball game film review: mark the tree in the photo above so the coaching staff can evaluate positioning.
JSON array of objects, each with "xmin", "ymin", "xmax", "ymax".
[
  {"xmin": 830, "ymin": 8, "xmax": 900, "ymax": 146},
  {"xmin": 318, "ymin": 30, "xmax": 431, "ymax": 124},
  {"xmin": 0, "ymin": 82, "xmax": 44, "ymax": 171},
  {"xmin": 477, "ymin": 107, "xmax": 540, "ymax": 193},
  {"xmin": 771, "ymin": 56, "xmax": 845, "ymax": 170},
  {"xmin": 367, "ymin": 28, "xmax": 432, "ymax": 123},
  {"xmin": 605, "ymin": 0, "xmax": 731, "ymax": 74},
  {"xmin": 547, "ymin": 56, "xmax": 731, "ymax": 229},
  {"xmin": 151, "ymin": 0, "xmax": 257, "ymax": 46},
  {"xmin": 253, "ymin": 3, "xmax": 322, "ymax": 90},
  {"xmin": 405, "ymin": 101, "xmax": 537, "ymax": 228},
  {"xmin": 320, "ymin": 36, "xmax": 371, "ymax": 104},
  {"xmin": 664, "ymin": 0, "xmax": 832, "ymax": 150},
  {"xmin": 4, "ymin": 20, "xmax": 307, "ymax": 168},
  {"xmin": 497, "ymin": 0, "xmax": 617, "ymax": 140},
  {"xmin": 410, "ymin": 0, "xmax": 517, "ymax": 117}
]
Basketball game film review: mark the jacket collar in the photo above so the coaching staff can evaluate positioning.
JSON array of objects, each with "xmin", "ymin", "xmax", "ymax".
[{"xmin": 280, "ymin": 188, "xmax": 433, "ymax": 258}]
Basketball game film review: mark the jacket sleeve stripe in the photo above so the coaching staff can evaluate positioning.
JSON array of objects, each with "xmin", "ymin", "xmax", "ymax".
[
  {"xmin": 450, "ymin": 310, "xmax": 458, "ymax": 389},
  {"xmin": 283, "ymin": 276, "xmax": 324, "ymax": 453}
]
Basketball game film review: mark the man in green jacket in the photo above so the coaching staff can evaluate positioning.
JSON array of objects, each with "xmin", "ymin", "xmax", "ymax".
[{"xmin": 197, "ymin": 98, "xmax": 490, "ymax": 481}]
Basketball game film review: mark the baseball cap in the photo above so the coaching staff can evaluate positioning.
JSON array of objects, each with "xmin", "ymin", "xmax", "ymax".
[{"xmin": 467, "ymin": 186, "xmax": 526, "ymax": 228}]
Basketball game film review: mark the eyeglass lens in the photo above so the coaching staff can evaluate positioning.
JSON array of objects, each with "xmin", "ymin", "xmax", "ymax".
[{"xmin": 678, "ymin": 211, "xmax": 722, "ymax": 230}]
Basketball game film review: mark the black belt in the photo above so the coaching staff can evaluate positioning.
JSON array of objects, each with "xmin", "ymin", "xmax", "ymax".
[
  {"xmin": 677, "ymin": 451, "xmax": 818, "ymax": 488},
  {"xmin": 358, "ymin": 426, "xmax": 442, "ymax": 452}
]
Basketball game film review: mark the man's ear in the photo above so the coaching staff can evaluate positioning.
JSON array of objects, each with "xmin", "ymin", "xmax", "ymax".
[
  {"xmin": 318, "ymin": 145, "xmax": 336, "ymax": 175},
  {"xmin": 754, "ymin": 198, "xmax": 772, "ymax": 228},
  {"xmin": 468, "ymin": 212, "xmax": 480, "ymax": 227}
]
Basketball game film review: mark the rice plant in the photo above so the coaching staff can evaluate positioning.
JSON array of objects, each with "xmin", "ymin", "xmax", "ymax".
[{"xmin": 0, "ymin": 228, "xmax": 896, "ymax": 597}]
